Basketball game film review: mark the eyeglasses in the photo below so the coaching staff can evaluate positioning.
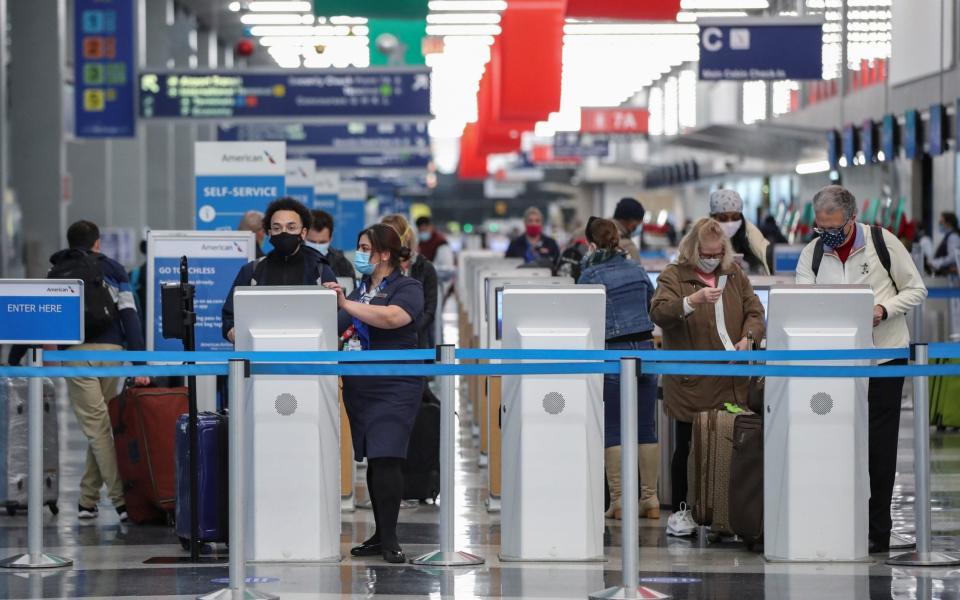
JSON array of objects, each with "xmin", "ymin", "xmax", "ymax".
[
  {"xmin": 712, "ymin": 212, "xmax": 742, "ymax": 223},
  {"xmin": 812, "ymin": 221, "xmax": 848, "ymax": 236},
  {"xmin": 699, "ymin": 251, "xmax": 724, "ymax": 260},
  {"xmin": 269, "ymin": 223, "xmax": 303, "ymax": 234}
]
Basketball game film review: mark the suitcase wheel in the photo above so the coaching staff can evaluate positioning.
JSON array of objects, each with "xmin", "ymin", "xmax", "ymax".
[
  {"xmin": 5, "ymin": 504, "xmax": 17, "ymax": 517},
  {"xmin": 47, "ymin": 502, "xmax": 59, "ymax": 516}
]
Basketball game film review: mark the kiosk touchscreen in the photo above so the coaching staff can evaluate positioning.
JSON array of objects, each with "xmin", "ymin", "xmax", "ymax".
[
  {"xmin": 467, "ymin": 258, "xmax": 522, "ymax": 331},
  {"xmin": 772, "ymin": 244, "xmax": 806, "ymax": 274},
  {"xmin": 234, "ymin": 287, "xmax": 341, "ymax": 562},
  {"xmin": 764, "ymin": 284, "xmax": 873, "ymax": 562},
  {"xmin": 500, "ymin": 285, "xmax": 606, "ymax": 561},
  {"xmin": 475, "ymin": 268, "xmax": 550, "ymax": 346}
]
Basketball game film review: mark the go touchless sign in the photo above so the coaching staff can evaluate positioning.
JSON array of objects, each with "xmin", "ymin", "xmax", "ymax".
[{"xmin": 0, "ymin": 280, "xmax": 85, "ymax": 344}]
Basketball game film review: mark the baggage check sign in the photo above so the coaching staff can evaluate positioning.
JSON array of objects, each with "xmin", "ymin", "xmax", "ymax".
[
  {"xmin": 0, "ymin": 280, "xmax": 84, "ymax": 344},
  {"xmin": 194, "ymin": 141, "xmax": 287, "ymax": 231}
]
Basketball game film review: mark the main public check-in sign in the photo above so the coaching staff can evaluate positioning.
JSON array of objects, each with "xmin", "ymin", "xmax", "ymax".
[
  {"xmin": 139, "ymin": 68, "xmax": 431, "ymax": 120},
  {"xmin": 698, "ymin": 17, "xmax": 824, "ymax": 81},
  {"xmin": 0, "ymin": 280, "xmax": 85, "ymax": 345}
]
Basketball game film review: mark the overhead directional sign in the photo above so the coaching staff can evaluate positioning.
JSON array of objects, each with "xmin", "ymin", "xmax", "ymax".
[
  {"xmin": 289, "ymin": 150, "xmax": 431, "ymax": 170},
  {"xmin": 0, "ymin": 280, "xmax": 84, "ymax": 345},
  {"xmin": 698, "ymin": 17, "xmax": 824, "ymax": 81},
  {"xmin": 217, "ymin": 121, "xmax": 430, "ymax": 152},
  {"xmin": 580, "ymin": 108, "xmax": 649, "ymax": 134},
  {"xmin": 74, "ymin": 0, "xmax": 135, "ymax": 137},
  {"xmin": 553, "ymin": 132, "xmax": 610, "ymax": 158},
  {"xmin": 139, "ymin": 69, "xmax": 431, "ymax": 120}
]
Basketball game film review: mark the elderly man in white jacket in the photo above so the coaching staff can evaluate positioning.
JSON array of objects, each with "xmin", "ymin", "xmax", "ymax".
[{"xmin": 796, "ymin": 184, "xmax": 927, "ymax": 554}]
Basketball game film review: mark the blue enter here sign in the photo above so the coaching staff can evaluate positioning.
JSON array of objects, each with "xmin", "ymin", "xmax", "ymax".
[{"xmin": 0, "ymin": 280, "xmax": 85, "ymax": 344}]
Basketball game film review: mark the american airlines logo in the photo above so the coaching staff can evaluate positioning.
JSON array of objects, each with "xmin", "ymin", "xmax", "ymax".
[
  {"xmin": 201, "ymin": 243, "xmax": 235, "ymax": 251},
  {"xmin": 221, "ymin": 153, "xmax": 265, "ymax": 163}
]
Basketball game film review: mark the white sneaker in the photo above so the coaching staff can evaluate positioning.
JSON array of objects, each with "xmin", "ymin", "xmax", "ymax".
[{"xmin": 666, "ymin": 503, "xmax": 697, "ymax": 537}]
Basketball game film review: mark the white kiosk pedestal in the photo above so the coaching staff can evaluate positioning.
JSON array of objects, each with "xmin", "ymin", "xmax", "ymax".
[
  {"xmin": 500, "ymin": 285, "xmax": 605, "ymax": 562},
  {"xmin": 235, "ymin": 287, "xmax": 340, "ymax": 562},
  {"xmin": 765, "ymin": 285, "xmax": 873, "ymax": 562}
]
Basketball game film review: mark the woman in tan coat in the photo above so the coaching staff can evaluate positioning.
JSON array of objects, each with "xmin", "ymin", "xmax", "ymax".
[{"xmin": 650, "ymin": 217, "xmax": 765, "ymax": 515}]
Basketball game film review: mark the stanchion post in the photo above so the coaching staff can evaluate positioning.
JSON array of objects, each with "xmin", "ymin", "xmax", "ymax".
[
  {"xmin": 0, "ymin": 348, "xmax": 72, "ymax": 569},
  {"xmin": 590, "ymin": 358, "xmax": 669, "ymax": 600},
  {"xmin": 199, "ymin": 359, "xmax": 276, "ymax": 600},
  {"xmin": 411, "ymin": 345, "xmax": 484, "ymax": 567},
  {"xmin": 888, "ymin": 344, "xmax": 960, "ymax": 566}
]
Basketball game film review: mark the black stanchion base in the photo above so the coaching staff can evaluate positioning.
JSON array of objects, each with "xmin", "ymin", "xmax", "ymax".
[
  {"xmin": 0, "ymin": 553, "xmax": 73, "ymax": 569},
  {"xmin": 886, "ymin": 551, "xmax": 960, "ymax": 567}
]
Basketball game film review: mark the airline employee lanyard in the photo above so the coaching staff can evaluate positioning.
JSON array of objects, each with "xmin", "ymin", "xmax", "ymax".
[{"xmin": 347, "ymin": 278, "xmax": 388, "ymax": 352}]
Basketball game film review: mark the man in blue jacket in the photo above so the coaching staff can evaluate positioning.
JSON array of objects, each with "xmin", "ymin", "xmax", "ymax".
[{"xmin": 222, "ymin": 198, "xmax": 337, "ymax": 342}]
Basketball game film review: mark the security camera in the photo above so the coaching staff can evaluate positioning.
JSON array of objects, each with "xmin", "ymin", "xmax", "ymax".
[{"xmin": 375, "ymin": 33, "xmax": 408, "ymax": 66}]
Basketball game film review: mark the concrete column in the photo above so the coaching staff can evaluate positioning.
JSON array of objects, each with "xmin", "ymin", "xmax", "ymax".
[
  {"xmin": 171, "ymin": 8, "xmax": 198, "ymax": 230},
  {"xmin": 10, "ymin": 0, "xmax": 67, "ymax": 277},
  {"xmin": 145, "ymin": 0, "xmax": 175, "ymax": 230}
]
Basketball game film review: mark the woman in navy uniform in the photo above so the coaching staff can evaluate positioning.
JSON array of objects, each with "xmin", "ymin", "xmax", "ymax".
[{"xmin": 324, "ymin": 223, "xmax": 424, "ymax": 563}]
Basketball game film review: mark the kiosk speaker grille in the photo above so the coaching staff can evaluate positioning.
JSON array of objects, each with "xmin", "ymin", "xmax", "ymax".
[
  {"xmin": 543, "ymin": 392, "xmax": 565, "ymax": 415},
  {"xmin": 275, "ymin": 393, "xmax": 298, "ymax": 416},
  {"xmin": 810, "ymin": 392, "xmax": 834, "ymax": 416}
]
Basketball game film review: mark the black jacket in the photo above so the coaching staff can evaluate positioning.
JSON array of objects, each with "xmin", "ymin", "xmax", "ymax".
[
  {"xmin": 325, "ymin": 247, "xmax": 357, "ymax": 280},
  {"xmin": 407, "ymin": 255, "xmax": 438, "ymax": 349},
  {"xmin": 221, "ymin": 248, "xmax": 337, "ymax": 340}
]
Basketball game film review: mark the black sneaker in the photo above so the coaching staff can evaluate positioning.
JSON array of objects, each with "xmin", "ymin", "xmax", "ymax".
[
  {"xmin": 115, "ymin": 505, "xmax": 129, "ymax": 523},
  {"xmin": 78, "ymin": 504, "xmax": 99, "ymax": 520}
]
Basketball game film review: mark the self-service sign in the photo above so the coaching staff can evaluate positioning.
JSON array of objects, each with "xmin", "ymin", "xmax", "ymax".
[
  {"xmin": 194, "ymin": 142, "xmax": 286, "ymax": 231},
  {"xmin": 698, "ymin": 18, "xmax": 824, "ymax": 81},
  {"xmin": 0, "ymin": 280, "xmax": 84, "ymax": 345}
]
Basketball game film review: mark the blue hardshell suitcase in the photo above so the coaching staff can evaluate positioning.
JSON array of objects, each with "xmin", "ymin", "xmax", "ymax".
[{"xmin": 175, "ymin": 412, "xmax": 227, "ymax": 545}]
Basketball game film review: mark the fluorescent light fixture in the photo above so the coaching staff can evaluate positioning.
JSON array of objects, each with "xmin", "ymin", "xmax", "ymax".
[
  {"xmin": 258, "ymin": 35, "xmax": 368, "ymax": 47},
  {"xmin": 795, "ymin": 160, "xmax": 830, "ymax": 175},
  {"xmin": 425, "ymin": 24, "xmax": 501, "ymax": 36},
  {"xmin": 680, "ymin": 0, "xmax": 768, "ymax": 8},
  {"xmin": 564, "ymin": 23, "xmax": 699, "ymax": 35},
  {"xmin": 228, "ymin": 1, "xmax": 241, "ymax": 11},
  {"xmin": 426, "ymin": 13, "xmax": 501, "ymax": 24},
  {"xmin": 428, "ymin": 0, "xmax": 507, "ymax": 11},
  {"xmin": 676, "ymin": 10, "xmax": 748, "ymax": 21},
  {"xmin": 352, "ymin": 25, "xmax": 369, "ymax": 35},
  {"xmin": 249, "ymin": 25, "xmax": 351, "ymax": 36},
  {"xmin": 240, "ymin": 13, "xmax": 313, "ymax": 25},
  {"xmin": 249, "ymin": 1, "xmax": 312, "ymax": 11},
  {"xmin": 329, "ymin": 16, "xmax": 368, "ymax": 25}
]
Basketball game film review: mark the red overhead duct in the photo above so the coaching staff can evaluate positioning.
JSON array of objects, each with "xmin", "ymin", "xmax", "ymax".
[
  {"xmin": 476, "ymin": 57, "xmax": 528, "ymax": 154},
  {"xmin": 565, "ymin": 0, "xmax": 681, "ymax": 20},
  {"xmin": 458, "ymin": 122, "xmax": 488, "ymax": 180},
  {"xmin": 496, "ymin": 1, "xmax": 564, "ymax": 122}
]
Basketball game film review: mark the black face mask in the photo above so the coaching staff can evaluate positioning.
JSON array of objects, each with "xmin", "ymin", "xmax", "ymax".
[{"xmin": 270, "ymin": 232, "xmax": 302, "ymax": 257}]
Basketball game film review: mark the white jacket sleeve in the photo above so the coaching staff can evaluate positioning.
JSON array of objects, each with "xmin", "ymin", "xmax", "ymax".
[
  {"xmin": 879, "ymin": 229, "xmax": 927, "ymax": 318},
  {"xmin": 794, "ymin": 242, "xmax": 818, "ymax": 284}
]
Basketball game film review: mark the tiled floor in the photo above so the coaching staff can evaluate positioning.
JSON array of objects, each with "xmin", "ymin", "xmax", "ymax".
[{"xmin": 2, "ymin": 306, "xmax": 960, "ymax": 599}]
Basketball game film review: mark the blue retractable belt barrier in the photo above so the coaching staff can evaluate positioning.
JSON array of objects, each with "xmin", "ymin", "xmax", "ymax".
[
  {"xmin": 0, "ymin": 364, "xmax": 230, "ymax": 378},
  {"xmin": 926, "ymin": 287, "xmax": 960, "ymax": 299},
  {"xmin": 45, "ymin": 349, "xmax": 438, "ymax": 363},
  {"xmin": 455, "ymin": 347, "xmax": 910, "ymax": 362},
  {"xmin": 928, "ymin": 343, "xmax": 960, "ymax": 359}
]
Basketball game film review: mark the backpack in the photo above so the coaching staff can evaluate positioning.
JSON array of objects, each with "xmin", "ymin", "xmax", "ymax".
[
  {"xmin": 48, "ymin": 250, "xmax": 119, "ymax": 339},
  {"xmin": 812, "ymin": 224, "xmax": 898, "ymax": 293}
]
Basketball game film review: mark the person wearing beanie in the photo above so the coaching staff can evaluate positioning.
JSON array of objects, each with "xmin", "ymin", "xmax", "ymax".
[
  {"xmin": 708, "ymin": 189, "xmax": 773, "ymax": 275},
  {"xmin": 613, "ymin": 197, "xmax": 645, "ymax": 261}
]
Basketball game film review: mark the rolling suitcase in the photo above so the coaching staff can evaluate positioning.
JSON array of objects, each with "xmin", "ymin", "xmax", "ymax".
[
  {"xmin": 930, "ymin": 358, "xmax": 960, "ymax": 430},
  {"xmin": 175, "ymin": 412, "xmax": 228, "ymax": 547},
  {"xmin": 108, "ymin": 384, "xmax": 188, "ymax": 524},
  {"xmin": 689, "ymin": 408, "xmax": 737, "ymax": 536},
  {"xmin": 728, "ymin": 413, "xmax": 763, "ymax": 550},
  {"xmin": 402, "ymin": 387, "xmax": 440, "ymax": 502},
  {"xmin": 0, "ymin": 378, "xmax": 59, "ymax": 516}
]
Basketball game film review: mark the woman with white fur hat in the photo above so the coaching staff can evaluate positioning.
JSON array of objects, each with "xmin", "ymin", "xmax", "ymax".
[{"xmin": 708, "ymin": 189, "xmax": 773, "ymax": 275}]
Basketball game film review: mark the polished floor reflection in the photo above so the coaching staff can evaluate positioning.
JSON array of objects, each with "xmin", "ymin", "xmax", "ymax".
[{"xmin": 1, "ymin": 308, "xmax": 960, "ymax": 598}]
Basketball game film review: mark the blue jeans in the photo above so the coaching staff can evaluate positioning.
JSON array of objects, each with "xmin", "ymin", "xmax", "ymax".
[{"xmin": 603, "ymin": 339, "xmax": 657, "ymax": 448}]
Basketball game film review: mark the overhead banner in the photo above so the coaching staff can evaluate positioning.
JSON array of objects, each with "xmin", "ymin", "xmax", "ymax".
[
  {"xmin": 74, "ymin": 0, "xmax": 135, "ymax": 137},
  {"xmin": 140, "ymin": 69, "xmax": 431, "ymax": 120},
  {"xmin": 698, "ymin": 18, "xmax": 824, "ymax": 81},
  {"xmin": 146, "ymin": 231, "xmax": 256, "ymax": 352},
  {"xmin": 290, "ymin": 151, "xmax": 431, "ymax": 170},
  {"xmin": 553, "ymin": 132, "xmax": 610, "ymax": 158},
  {"xmin": 312, "ymin": 174, "xmax": 367, "ymax": 251},
  {"xmin": 194, "ymin": 141, "xmax": 287, "ymax": 231},
  {"xmin": 216, "ymin": 121, "xmax": 430, "ymax": 152},
  {"xmin": 580, "ymin": 108, "xmax": 650, "ymax": 134},
  {"xmin": 0, "ymin": 279, "xmax": 84, "ymax": 345},
  {"xmin": 286, "ymin": 159, "xmax": 316, "ymax": 208}
]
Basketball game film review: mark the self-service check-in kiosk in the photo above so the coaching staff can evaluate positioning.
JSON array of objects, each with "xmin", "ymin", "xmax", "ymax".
[
  {"xmin": 482, "ymin": 277, "xmax": 572, "ymax": 513},
  {"xmin": 500, "ymin": 285, "xmax": 606, "ymax": 561},
  {"xmin": 765, "ymin": 284, "xmax": 873, "ymax": 562},
  {"xmin": 235, "ymin": 287, "xmax": 340, "ymax": 562}
]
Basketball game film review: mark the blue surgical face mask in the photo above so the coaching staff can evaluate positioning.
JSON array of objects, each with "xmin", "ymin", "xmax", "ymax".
[
  {"xmin": 305, "ymin": 241, "xmax": 330, "ymax": 255},
  {"xmin": 418, "ymin": 230, "xmax": 431, "ymax": 243},
  {"xmin": 353, "ymin": 251, "xmax": 375, "ymax": 275}
]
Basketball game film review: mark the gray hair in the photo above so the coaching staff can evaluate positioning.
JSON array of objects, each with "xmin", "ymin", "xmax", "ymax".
[
  {"xmin": 523, "ymin": 206, "xmax": 543, "ymax": 222},
  {"xmin": 812, "ymin": 185, "xmax": 857, "ymax": 221},
  {"xmin": 238, "ymin": 210, "xmax": 264, "ymax": 232}
]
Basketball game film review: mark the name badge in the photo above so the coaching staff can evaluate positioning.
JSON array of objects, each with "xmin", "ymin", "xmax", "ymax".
[
  {"xmin": 374, "ymin": 292, "xmax": 389, "ymax": 299},
  {"xmin": 347, "ymin": 336, "xmax": 363, "ymax": 352}
]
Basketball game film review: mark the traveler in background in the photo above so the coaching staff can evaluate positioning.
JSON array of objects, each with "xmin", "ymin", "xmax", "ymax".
[
  {"xmin": 415, "ymin": 216, "xmax": 454, "ymax": 271},
  {"xmin": 323, "ymin": 224, "xmax": 424, "ymax": 564},
  {"xmin": 929, "ymin": 211, "xmax": 960, "ymax": 276},
  {"xmin": 795, "ymin": 185, "xmax": 927, "ymax": 554},
  {"xmin": 128, "ymin": 239, "xmax": 148, "ymax": 334},
  {"xmin": 41, "ymin": 221, "xmax": 149, "ymax": 522},
  {"xmin": 761, "ymin": 214, "xmax": 788, "ymax": 245},
  {"xmin": 505, "ymin": 207, "xmax": 560, "ymax": 265},
  {"xmin": 612, "ymin": 197, "xmax": 645, "ymax": 261},
  {"xmin": 306, "ymin": 209, "xmax": 356, "ymax": 279},
  {"xmin": 222, "ymin": 198, "xmax": 337, "ymax": 343},
  {"xmin": 577, "ymin": 218, "xmax": 659, "ymax": 520},
  {"xmin": 650, "ymin": 218, "xmax": 765, "ymax": 532},
  {"xmin": 709, "ymin": 190, "xmax": 773, "ymax": 275},
  {"xmin": 383, "ymin": 214, "xmax": 438, "ymax": 349},
  {"xmin": 238, "ymin": 210, "xmax": 266, "ymax": 259}
]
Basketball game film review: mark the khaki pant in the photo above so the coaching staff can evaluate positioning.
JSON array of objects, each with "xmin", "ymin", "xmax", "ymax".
[{"xmin": 64, "ymin": 343, "xmax": 123, "ymax": 508}]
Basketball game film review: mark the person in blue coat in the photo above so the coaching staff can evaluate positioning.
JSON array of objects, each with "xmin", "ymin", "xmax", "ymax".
[{"xmin": 324, "ymin": 223, "xmax": 424, "ymax": 564}]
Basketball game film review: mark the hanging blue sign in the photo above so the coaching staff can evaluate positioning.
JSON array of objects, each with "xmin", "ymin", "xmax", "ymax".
[
  {"xmin": 140, "ymin": 69, "xmax": 431, "ymax": 120},
  {"xmin": 74, "ymin": 0, "xmax": 135, "ymax": 137},
  {"xmin": 217, "ymin": 122, "xmax": 430, "ymax": 152},
  {"xmin": 0, "ymin": 280, "xmax": 84, "ymax": 345},
  {"xmin": 553, "ymin": 132, "xmax": 610, "ymax": 158},
  {"xmin": 929, "ymin": 104, "xmax": 946, "ymax": 156},
  {"xmin": 194, "ymin": 142, "xmax": 287, "ymax": 231},
  {"xmin": 842, "ymin": 125, "xmax": 858, "ymax": 165},
  {"xmin": 861, "ymin": 120, "xmax": 876, "ymax": 164},
  {"xmin": 699, "ymin": 18, "xmax": 824, "ymax": 81},
  {"xmin": 904, "ymin": 110, "xmax": 920, "ymax": 159},
  {"xmin": 827, "ymin": 130, "xmax": 840, "ymax": 170},
  {"xmin": 881, "ymin": 114, "xmax": 898, "ymax": 162},
  {"xmin": 290, "ymin": 151, "xmax": 431, "ymax": 170}
]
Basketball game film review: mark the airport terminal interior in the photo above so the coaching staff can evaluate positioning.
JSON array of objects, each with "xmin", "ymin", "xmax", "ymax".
[{"xmin": 4, "ymin": 0, "xmax": 960, "ymax": 599}]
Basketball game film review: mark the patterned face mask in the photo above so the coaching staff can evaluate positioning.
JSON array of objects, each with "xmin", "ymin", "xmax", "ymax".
[{"xmin": 818, "ymin": 221, "xmax": 850, "ymax": 248}]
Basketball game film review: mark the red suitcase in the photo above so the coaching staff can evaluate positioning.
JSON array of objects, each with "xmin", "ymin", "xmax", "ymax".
[{"xmin": 108, "ymin": 386, "xmax": 188, "ymax": 524}]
